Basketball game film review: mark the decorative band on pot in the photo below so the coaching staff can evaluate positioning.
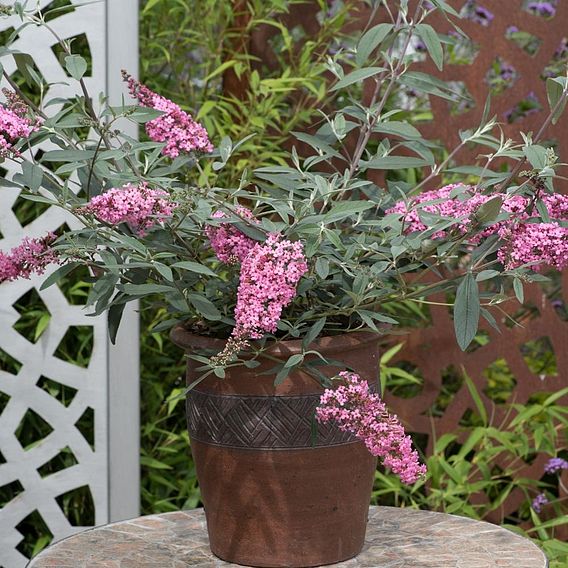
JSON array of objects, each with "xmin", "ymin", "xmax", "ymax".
[{"xmin": 186, "ymin": 389, "xmax": 359, "ymax": 449}]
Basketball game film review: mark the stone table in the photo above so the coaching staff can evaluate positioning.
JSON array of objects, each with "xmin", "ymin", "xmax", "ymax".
[{"xmin": 28, "ymin": 506, "xmax": 548, "ymax": 567}]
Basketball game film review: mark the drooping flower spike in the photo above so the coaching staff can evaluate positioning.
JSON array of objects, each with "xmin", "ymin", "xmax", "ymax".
[
  {"xmin": 316, "ymin": 371, "xmax": 427, "ymax": 485},
  {"xmin": 0, "ymin": 233, "xmax": 59, "ymax": 283},
  {"xmin": 122, "ymin": 71, "xmax": 213, "ymax": 158}
]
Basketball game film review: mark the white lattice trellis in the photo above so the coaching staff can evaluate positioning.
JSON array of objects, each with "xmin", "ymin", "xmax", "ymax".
[{"xmin": 0, "ymin": 2, "xmax": 139, "ymax": 566}]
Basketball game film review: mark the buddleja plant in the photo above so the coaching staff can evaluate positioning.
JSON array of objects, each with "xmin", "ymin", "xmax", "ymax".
[{"xmin": 1, "ymin": 3, "xmax": 567, "ymax": 385}]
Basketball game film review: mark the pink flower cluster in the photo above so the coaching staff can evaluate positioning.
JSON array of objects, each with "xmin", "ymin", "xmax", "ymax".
[
  {"xmin": 498, "ymin": 222, "xmax": 568, "ymax": 271},
  {"xmin": 206, "ymin": 208, "xmax": 308, "ymax": 342},
  {"xmin": 123, "ymin": 72, "xmax": 213, "ymax": 158},
  {"xmin": 0, "ymin": 233, "xmax": 58, "ymax": 283},
  {"xmin": 81, "ymin": 183, "xmax": 174, "ymax": 236},
  {"xmin": 316, "ymin": 371, "xmax": 427, "ymax": 484},
  {"xmin": 0, "ymin": 91, "xmax": 41, "ymax": 157},
  {"xmin": 234, "ymin": 234, "xmax": 308, "ymax": 339},
  {"xmin": 387, "ymin": 184, "xmax": 568, "ymax": 271},
  {"xmin": 205, "ymin": 208, "xmax": 257, "ymax": 264}
]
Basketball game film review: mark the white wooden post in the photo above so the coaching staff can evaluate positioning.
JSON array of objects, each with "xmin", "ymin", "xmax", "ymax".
[{"xmin": 0, "ymin": 2, "xmax": 140, "ymax": 566}]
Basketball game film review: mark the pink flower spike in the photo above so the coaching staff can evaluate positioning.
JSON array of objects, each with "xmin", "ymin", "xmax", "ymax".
[
  {"xmin": 0, "ymin": 90, "xmax": 42, "ymax": 157},
  {"xmin": 316, "ymin": 371, "xmax": 427, "ymax": 485},
  {"xmin": 122, "ymin": 71, "xmax": 213, "ymax": 158},
  {"xmin": 233, "ymin": 234, "xmax": 308, "ymax": 340},
  {"xmin": 80, "ymin": 182, "xmax": 175, "ymax": 236},
  {"xmin": 0, "ymin": 233, "xmax": 59, "ymax": 283},
  {"xmin": 205, "ymin": 207, "xmax": 258, "ymax": 264}
]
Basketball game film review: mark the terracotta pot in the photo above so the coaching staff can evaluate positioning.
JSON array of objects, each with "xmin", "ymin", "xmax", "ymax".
[{"xmin": 171, "ymin": 327, "xmax": 380, "ymax": 568}]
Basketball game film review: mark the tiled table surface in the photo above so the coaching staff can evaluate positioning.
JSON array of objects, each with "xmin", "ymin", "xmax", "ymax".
[{"xmin": 28, "ymin": 505, "xmax": 548, "ymax": 567}]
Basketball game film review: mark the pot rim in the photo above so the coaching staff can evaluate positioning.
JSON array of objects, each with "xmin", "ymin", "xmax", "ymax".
[{"xmin": 170, "ymin": 324, "xmax": 380, "ymax": 357}]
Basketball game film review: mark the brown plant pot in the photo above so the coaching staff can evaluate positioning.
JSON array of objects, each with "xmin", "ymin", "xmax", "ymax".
[{"xmin": 171, "ymin": 326, "xmax": 380, "ymax": 568}]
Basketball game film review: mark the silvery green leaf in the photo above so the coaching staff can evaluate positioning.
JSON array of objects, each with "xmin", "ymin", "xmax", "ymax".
[
  {"xmin": 356, "ymin": 23, "xmax": 393, "ymax": 66},
  {"xmin": 474, "ymin": 195, "xmax": 503, "ymax": 224},
  {"xmin": 513, "ymin": 278, "xmax": 524, "ymax": 304},
  {"xmin": 546, "ymin": 76, "xmax": 568, "ymax": 125},
  {"xmin": 364, "ymin": 155, "xmax": 431, "ymax": 169},
  {"xmin": 172, "ymin": 261, "xmax": 218, "ymax": 277},
  {"xmin": 330, "ymin": 66, "xmax": 385, "ymax": 91},
  {"xmin": 523, "ymin": 145, "xmax": 547, "ymax": 170},
  {"xmin": 476, "ymin": 270, "xmax": 500, "ymax": 282},
  {"xmin": 315, "ymin": 257, "xmax": 330, "ymax": 280},
  {"xmin": 64, "ymin": 54, "xmax": 88, "ymax": 80},
  {"xmin": 21, "ymin": 161, "xmax": 43, "ymax": 192},
  {"xmin": 454, "ymin": 273, "xmax": 480, "ymax": 351},
  {"xmin": 373, "ymin": 121, "xmax": 421, "ymax": 140},
  {"xmin": 416, "ymin": 24, "xmax": 444, "ymax": 71},
  {"xmin": 188, "ymin": 294, "xmax": 222, "ymax": 320}
]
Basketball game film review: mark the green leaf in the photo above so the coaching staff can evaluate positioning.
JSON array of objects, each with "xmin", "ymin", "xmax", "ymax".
[
  {"xmin": 428, "ymin": 0, "xmax": 460, "ymax": 16},
  {"xmin": 373, "ymin": 121, "xmax": 422, "ymax": 140},
  {"xmin": 356, "ymin": 23, "xmax": 393, "ymax": 66},
  {"xmin": 523, "ymin": 145, "xmax": 547, "ymax": 170},
  {"xmin": 546, "ymin": 76, "xmax": 568, "ymax": 125},
  {"xmin": 42, "ymin": 149, "xmax": 95, "ymax": 162},
  {"xmin": 323, "ymin": 200, "xmax": 375, "ymax": 223},
  {"xmin": 16, "ymin": 194, "xmax": 55, "ymax": 207},
  {"xmin": 476, "ymin": 270, "xmax": 500, "ymax": 282},
  {"xmin": 364, "ymin": 156, "xmax": 432, "ymax": 169},
  {"xmin": 114, "ymin": 234, "xmax": 147, "ymax": 255},
  {"xmin": 513, "ymin": 278, "xmax": 524, "ymax": 304},
  {"xmin": 454, "ymin": 273, "xmax": 480, "ymax": 351},
  {"xmin": 274, "ymin": 366, "xmax": 291, "ymax": 385},
  {"xmin": 64, "ymin": 55, "xmax": 88, "ymax": 80},
  {"xmin": 284, "ymin": 353, "xmax": 304, "ymax": 368},
  {"xmin": 463, "ymin": 368, "xmax": 488, "ymax": 425},
  {"xmin": 40, "ymin": 262, "xmax": 79, "ymax": 290},
  {"xmin": 474, "ymin": 195, "xmax": 503, "ymax": 224},
  {"xmin": 330, "ymin": 67, "xmax": 385, "ymax": 91},
  {"xmin": 400, "ymin": 71, "xmax": 458, "ymax": 102},
  {"xmin": 172, "ymin": 261, "xmax": 218, "ymax": 278},
  {"xmin": 292, "ymin": 131, "xmax": 342, "ymax": 158},
  {"xmin": 302, "ymin": 317, "xmax": 327, "ymax": 349},
  {"xmin": 21, "ymin": 161, "xmax": 43, "ymax": 192},
  {"xmin": 14, "ymin": 53, "xmax": 38, "ymax": 88},
  {"xmin": 140, "ymin": 456, "xmax": 173, "ymax": 470},
  {"xmin": 188, "ymin": 294, "xmax": 222, "ymax": 320},
  {"xmin": 416, "ymin": 24, "xmax": 443, "ymax": 70},
  {"xmin": 129, "ymin": 107, "xmax": 165, "ymax": 123},
  {"xmin": 315, "ymin": 257, "xmax": 329, "ymax": 280},
  {"xmin": 108, "ymin": 302, "xmax": 126, "ymax": 345},
  {"xmin": 153, "ymin": 262, "xmax": 173, "ymax": 282},
  {"xmin": 122, "ymin": 284, "xmax": 174, "ymax": 295}
]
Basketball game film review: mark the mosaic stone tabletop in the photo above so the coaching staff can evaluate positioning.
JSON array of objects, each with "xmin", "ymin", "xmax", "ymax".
[{"xmin": 28, "ymin": 506, "xmax": 548, "ymax": 567}]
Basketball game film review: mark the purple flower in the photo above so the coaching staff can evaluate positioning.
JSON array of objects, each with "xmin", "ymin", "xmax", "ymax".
[
  {"xmin": 544, "ymin": 457, "xmax": 568, "ymax": 474},
  {"xmin": 462, "ymin": 1, "xmax": 494, "ymax": 26},
  {"xmin": 532, "ymin": 492, "xmax": 549, "ymax": 513},
  {"xmin": 526, "ymin": 1, "xmax": 556, "ymax": 17}
]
